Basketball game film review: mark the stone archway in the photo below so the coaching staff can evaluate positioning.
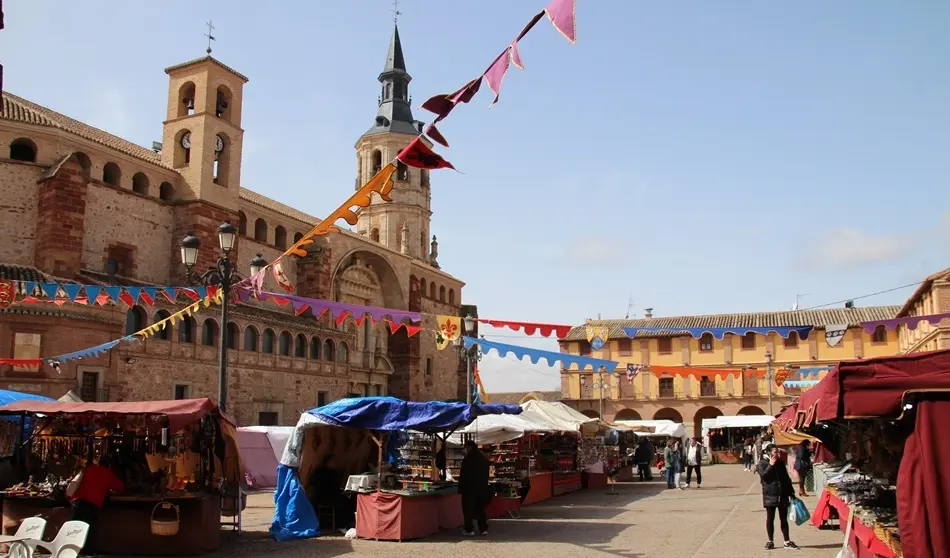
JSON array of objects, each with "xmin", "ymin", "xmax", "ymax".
[
  {"xmin": 693, "ymin": 406, "xmax": 724, "ymax": 439},
  {"xmin": 737, "ymin": 405, "xmax": 766, "ymax": 416},
  {"xmin": 581, "ymin": 409, "xmax": 600, "ymax": 419},
  {"xmin": 614, "ymin": 408, "xmax": 641, "ymax": 421},
  {"xmin": 653, "ymin": 408, "xmax": 683, "ymax": 423}
]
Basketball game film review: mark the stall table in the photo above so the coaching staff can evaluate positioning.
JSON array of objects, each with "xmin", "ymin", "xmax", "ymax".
[
  {"xmin": 811, "ymin": 489, "xmax": 899, "ymax": 558},
  {"xmin": 2, "ymin": 494, "xmax": 221, "ymax": 556},
  {"xmin": 522, "ymin": 472, "xmax": 553, "ymax": 505},
  {"xmin": 582, "ymin": 471, "xmax": 608, "ymax": 490},
  {"xmin": 552, "ymin": 472, "xmax": 582, "ymax": 496},
  {"xmin": 355, "ymin": 488, "xmax": 462, "ymax": 541},
  {"xmin": 485, "ymin": 496, "xmax": 521, "ymax": 519}
]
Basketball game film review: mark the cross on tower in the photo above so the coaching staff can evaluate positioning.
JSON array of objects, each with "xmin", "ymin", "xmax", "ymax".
[
  {"xmin": 205, "ymin": 20, "xmax": 216, "ymax": 54},
  {"xmin": 391, "ymin": 0, "xmax": 401, "ymax": 25}
]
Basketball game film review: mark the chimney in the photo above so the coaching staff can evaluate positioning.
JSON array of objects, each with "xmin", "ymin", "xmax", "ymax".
[{"xmin": 644, "ymin": 308, "xmax": 653, "ymax": 319}]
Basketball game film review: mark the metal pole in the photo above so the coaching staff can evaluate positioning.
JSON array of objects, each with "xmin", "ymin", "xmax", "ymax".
[
  {"xmin": 217, "ymin": 258, "xmax": 231, "ymax": 412},
  {"xmin": 766, "ymin": 356, "xmax": 773, "ymax": 416},
  {"xmin": 599, "ymin": 367, "xmax": 605, "ymax": 419},
  {"xmin": 465, "ymin": 350, "xmax": 473, "ymax": 404}
]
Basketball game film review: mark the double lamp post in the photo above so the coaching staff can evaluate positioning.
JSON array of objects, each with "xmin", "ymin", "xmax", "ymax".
[
  {"xmin": 179, "ymin": 222, "xmax": 267, "ymax": 413},
  {"xmin": 456, "ymin": 315, "xmax": 479, "ymax": 404}
]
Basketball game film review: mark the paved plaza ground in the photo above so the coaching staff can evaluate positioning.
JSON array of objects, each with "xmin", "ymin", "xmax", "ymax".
[{"xmin": 212, "ymin": 465, "xmax": 843, "ymax": 558}]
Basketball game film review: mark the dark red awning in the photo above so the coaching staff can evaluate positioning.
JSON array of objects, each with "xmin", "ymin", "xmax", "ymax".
[{"xmin": 0, "ymin": 398, "xmax": 229, "ymax": 432}]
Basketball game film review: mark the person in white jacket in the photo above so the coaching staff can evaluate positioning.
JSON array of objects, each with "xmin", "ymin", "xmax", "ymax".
[{"xmin": 685, "ymin": 438, "xmax": 704, "ymax": 488}]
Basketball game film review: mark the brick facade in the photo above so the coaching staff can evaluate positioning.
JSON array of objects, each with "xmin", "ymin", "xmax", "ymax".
[{"xmin": 35, "ymin": 161, "xmax": 87, "ymax": 278}]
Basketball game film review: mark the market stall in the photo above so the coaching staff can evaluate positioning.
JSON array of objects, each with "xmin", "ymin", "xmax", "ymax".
[
  {"xmin": 0, "ymin": 399, "xmax": 240, "ymax": 556},
  {"xmin": 270, "ymin": 396, "xmax": 521, "ymax": 542},
  {"xmin": 701, "ymin": 415, "xmax": 774, "ymax": 464},
  {"xmin": 614, "ymin": 420, "xmax": 686, "ymax": 471},
  {"xmin": 520, "ymin": 401, "xmax": 597, "ymax": 498},
  {"xmin": 796, "ymin": 349, "xmax": 950, "ymax": 558},
  {"xmin": 237, "ymin": 426, "xmax": 293, "ymax": 489}
]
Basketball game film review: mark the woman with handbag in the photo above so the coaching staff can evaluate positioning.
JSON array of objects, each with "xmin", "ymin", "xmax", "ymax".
[{"xmin": 757, "ymin": 444, "xmax": 799, "ymax": 550}]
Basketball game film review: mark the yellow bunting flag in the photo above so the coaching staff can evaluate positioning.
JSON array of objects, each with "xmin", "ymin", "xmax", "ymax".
[
  {"xmin": 135, "ymin": 293, "xmax": 221, "ymax": 340},
  {"xmin": 435, "ymin": 315, "xmax": 462, "ymax": 351},
  {"xmin": 284, "ymin": 163, "xmax": 397, "ymax": 258},
  {"xmin": 473, "ymin": 365, "xmax": 490, "ymax": 403}
]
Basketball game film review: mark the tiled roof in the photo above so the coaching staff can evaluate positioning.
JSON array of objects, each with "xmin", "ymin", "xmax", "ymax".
[
  {"xmin": 0, "ymin": 264, "xmax": 51, "ymax": 285},
  {"xmin": 488, "ymin": 391, "xmax": 561, "ymax": 405},
  {"xmin": 897, "ymin": 268, "xmax": 950, "ymax": 317},
  {"xmin": 1, "ymin": 92, "xmax": 173, "ymax": 170},
  {"xmin": 560, "ymin": 305, "xmax": 901, "ymax": 341},
  {"xmin": 239, "ymin": 188, "xmax": 320, "ymax": 226},
  {"xmin": 164, "ymin": 56, "xmax": 249, "ymax": 83}
]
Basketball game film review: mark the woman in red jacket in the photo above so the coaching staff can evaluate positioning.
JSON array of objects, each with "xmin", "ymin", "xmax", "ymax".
[{"xmin": 70, "ymin": 455, "xmax": 125, "ymax": 549}]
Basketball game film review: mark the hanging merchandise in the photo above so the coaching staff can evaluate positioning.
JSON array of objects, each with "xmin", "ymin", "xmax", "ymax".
[{"xmin": 463, "ymin": 336, "xmax": 617, "ymax": 371}]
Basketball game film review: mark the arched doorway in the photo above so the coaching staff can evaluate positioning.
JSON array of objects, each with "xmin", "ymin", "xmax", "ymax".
[
  {"xmin": 693, "ymin": 406, "xmax": 723, "ymax": 439},
  {"xmin": 581, "ymin": 409, "xmax": 600, "ymax": 419},
  {"xmin": 614, "ymin": 408, "xmax": 641, "ymax": 421},
  {"xmin": 738, "ymin": 405, "xmax": 766, "ymax": 416},
  {"xmin": 653, "ymin": 408, "xmax": 683, "ymax": 423}
]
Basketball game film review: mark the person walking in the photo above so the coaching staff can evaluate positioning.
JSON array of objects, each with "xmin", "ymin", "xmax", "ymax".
[
  {"xmin": 669, "ymin": 440, "xmax": 684, "ymax": 490},
  {"xmin": 685, "ymin": 438, "xmax": 703, "ymax": 488},
  {"xmin": 459, "ymin": 440, "xmax": 491, "ymax": 536},
  {"xmin": 794, "ymin": 440, "xmax": 813, "ymax": 497},
  {"xmin": 662, "ymin": 440, "xmax": 674, "ymax": 488},
  {"xmin": 743, "ymin": 437, "xmax": 756, "ymax": 472},
  {"xmin": 757, "ymin": 444, "xmax": 799, "ymax": 550}
]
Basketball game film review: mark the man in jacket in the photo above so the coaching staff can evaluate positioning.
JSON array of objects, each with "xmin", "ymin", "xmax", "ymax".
[
  {"xmin": 757, "ymin": 444, "xmax": 799, "ymax": 550},
  {"xmin": 685, "ymin": 438, "xmax": 703, "ymax": 488},
  {"xmin": 459, "ymin": 440, "xmax": 491, "ymax": 536}
]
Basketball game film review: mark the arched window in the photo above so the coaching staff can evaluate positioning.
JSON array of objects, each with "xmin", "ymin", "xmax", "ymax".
[
  {"xmin": 9, "ymin": 138, "xmax": 37, "ymax": 162},
  {"xmin": 213, "ymin": 133, "xmax": 230, "ymax": 186},
  {"xmin": 396, "ymin": 161, "xmax": 409, "ymax": 181},
  {"xmin": 226, "ymin": 323, "xmax": 240, "ymax": 350},
  {"xmin": 448, "ymin": 289, "xmax": 456, "ymax": 305},
  {"xmin": 384, "ymin": 83, "xmax": 392, "ymax": 100},
  {"xmin": 420, "ymin": 278, "xmax": 427, "ymax": 297},
  {"xmin": 73, "ymin": 152, "xmax": 92, "ymax": 178},
  {"xmin": 430, "ymin": 283, "xmax": 436, "ymax": 299},
  {"xmin": 153, "ymin": 310, "xmax": 172, "ymax": 341},
  {"xmin": 243, "ymin": 326, "xmax": 259, "ymax": 351},
  {"xmin": 238, "ymin": 212, "xmax": 247, "ymax": 236},
  {"xmin": 699, "ymin": 333, "xmax": 714, "ymax": 352},
  {"xmin": 201, "ymin": 319, "xmax": 218, "ymax": 346},
  {"xmin": 439, "ymin": 286, "xmax": 446, "ymax": 302},
  {"xmin": 295, "ymin": 334, "xmax": 306, "ymax": 358},
  {"xmin": 124, "ymin": 306, "xmax": 147, "ymax": 335},
  {"xmin": 338, "ymin": 342, "xmax": 349, "ymax": 364},
  {"xmin": 262, "ymin": 329, "xmax": 275, "ymax": 353},
  {"xmin": 872, "ymin": 325, "xmax": 888, "ymax": 344},
  {"xmin": 159, "ymin": 182, "xmax": 175, "ymax": 201},
  {"xmin": 293, "ymin": 232, "xmax": 303, "ymax": 244},
  {"xmin": 275, "ymin": 226, "xmax": 287, "ymax": 250},
  {"xmin": 216, "ymin": 85, "xmax": 233, "ymax": 122},
  {"xmin": 132, "ymin": 172, "xmax": 149, "ymax": 195},
  {"xmin": 178, "ymin": 82, "xmax": 196, "ymax": 118},
  {"xmin": 370, "ymin": 228, "xmax": 380, "ymax": 242},
  {"xmin": 371, "ymin": 150, "xmax": 382, "ymax": 175},
  {"xmin": 178, "ymin": 316, "xmax": 196, "ymax": 343},
  {"xmin": 278, "ymin": 331, "xmax": 292, "ymax": 356},
  {"xmin": 324, "ymin": 339, "xmax": 336, "ymax": 362},
  {"xmin": 310, "ymin": 337, "xmax": 321, "ymax": 360},
  {"xmin": 254, "ymin": 218, "xmax": 268, "ymax": 242},
  {"xmin": 103, "ymin": 162, "xmax": 121, "ymax": 186},
  {"xmin": 174, "ymin": 129, "xmax": 191, "ymax": 168}
]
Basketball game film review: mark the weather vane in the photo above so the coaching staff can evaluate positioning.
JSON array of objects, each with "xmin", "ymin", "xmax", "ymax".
[
  {"xmin": 392, "ymin": 0, "xmax": 401, "ymax": 25},
  {"xmin": 205, "ymin": 20, "xmax": 216, "ymax": 54}
]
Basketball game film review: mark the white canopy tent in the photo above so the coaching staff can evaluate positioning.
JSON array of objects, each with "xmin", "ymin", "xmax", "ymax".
[
  {"xmin": 519, "ymin": 400, "xmax": 598, "ymax": 434},
  {"xmin": 446, "ymin": 413, "xmax": 558, "ymax": 446},
  {"xmin": 613, "ymin": 420, "xmax": 686, "ymax": 439},
  {"xmin": 701, "ymin": 415, "xmax": 774, "ymax": 436}
]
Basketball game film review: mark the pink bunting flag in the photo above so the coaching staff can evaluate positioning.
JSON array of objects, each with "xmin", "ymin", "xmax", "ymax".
[
  {"xmin": 420, "ymin": 77, "xmax": 483, "ymax": 122},
  {"xmin": 483, "ymin": 48, "xmax": 512, "ymax": 106},
  {"xmin": 272, "ymin": 258, "xmax": 293, "ymax": 292},
  {"xmin": 511, "ymin": 11, "xmax": 545, "ymax": 70},
  {"xmin": 545, "ymin": 0, "xmax": 576, "ymax": 43}
]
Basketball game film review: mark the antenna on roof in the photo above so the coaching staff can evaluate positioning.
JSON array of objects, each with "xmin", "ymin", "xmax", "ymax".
[
  {"xmin": 792, "ymin": 293, "xmax": 810, "ymax": 311},
  {"xmin": 204, "ymin": 20, "xmax": 216, "ymax": 55},
  {"xmin": 625, "ymin": 295, "xmax": 635, "ymax": 319}
]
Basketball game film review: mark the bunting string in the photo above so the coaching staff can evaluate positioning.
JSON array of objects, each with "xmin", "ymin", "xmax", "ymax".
[
  {"xmin": 463, "ymin": 336, "xmax": 616, "ymax": 372},
  {"xmin": 623, "ymin": 326, "xmax": 814, "ymax": 341},
  {"xmin": 0, "ymin": 279, "xmax": 213, "ymax": 310}
]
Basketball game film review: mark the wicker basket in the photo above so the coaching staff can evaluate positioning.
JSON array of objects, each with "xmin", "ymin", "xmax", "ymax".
[{"xmin": 150, "ymin": 501, "xmax": 180, "ymax": 537}]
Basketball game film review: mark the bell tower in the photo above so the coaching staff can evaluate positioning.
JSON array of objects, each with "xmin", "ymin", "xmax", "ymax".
[
  {"xmin": 161, "ymin": 56, "xmax": 248, "ymax": 210},
  {"xmin": 355, "ymin": 25, "xmax": 432, "ymax": 262}
]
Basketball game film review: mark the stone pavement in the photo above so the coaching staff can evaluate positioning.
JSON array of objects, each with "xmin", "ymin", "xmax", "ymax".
[{"xmin": 213, "ymin": 465, "xmax": 844, "ymax": 558}]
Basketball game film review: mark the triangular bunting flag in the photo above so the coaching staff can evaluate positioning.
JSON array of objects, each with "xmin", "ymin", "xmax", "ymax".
[
  {"xmin": 125, "ymin": 287, "xmax": 142, "ymax": 305},
  {"xmin": 206, "ymin": 286, "xmax": 218, "ymax": 300},
  {"xmin": 403, "ymin": 324, "xmax": 422, "ymax": 338},
  {"xmin": 24, "ymin": 282, "xmax": 36, "ymax": 297},
  {"xmin": 96, "ymin": 293, "xmax": 111, "ymax": 306},
  {"xmin": 141, "ymin": 287, "xmax": 158, "ymax": 307},
  {"xmin": 62, "ymin": 284, "xmax": 82, "ymax": 302},
  {"xmin": 387, "ymin": 320, "xmax": 403, "ymax": 335},
  {"xmin": 180, "ymin": 288, "xmax": 199, "ymax": 301},
  {"xmin": 103, "ymin": 286, "xmax": 121, "ymax": 303},
  {"xmin": 84, "ymin": 285, "xmax": 102, "ymax": 304},
  {"xmin": 354, "ymin": 315, "xmax": 367, "ymax": 327},
  {"xmin": 118, "ymin": 290, "xmax": 135, "ymax": 307},
  {"xmin": 335, "ymin": 312, "xmax": 350, "ymax": 327},
  {"xmin": 41, "ymin": 282, "xmax": 59, "ymax": 300},
  {"xmin": 160, "ymin": 289, "xmax": 177, "ymax": 303}
]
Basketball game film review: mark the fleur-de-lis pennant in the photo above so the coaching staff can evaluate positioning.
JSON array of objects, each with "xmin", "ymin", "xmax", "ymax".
[{"xmin": 436, "ymin": 315, "xmax": 462, "ymax": 351}]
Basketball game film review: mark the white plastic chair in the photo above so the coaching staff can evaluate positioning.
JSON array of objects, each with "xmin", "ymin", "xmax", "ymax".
[
  {"xmin": 1, "ymin": 517, "xmax": 46, "ymax": 558},
  {"xmin": 21, "ymin": 520, "xmax": 88, "ymax": 558}
]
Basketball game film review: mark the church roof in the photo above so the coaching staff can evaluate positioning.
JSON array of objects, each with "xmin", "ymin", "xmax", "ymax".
[
  {"xmin": 361, "ymin": 25, "xmax": 421, "ymax": 139},
  {"xmin": 164, "ymin": 55, "xmax": 249, "ymax": 82},
  {"xmin": 381, "ymin": 25, "xmax": 408, "ymax": 76},
  {"xmin": 1, "ymin": 92, "xmax": 174, "ymax": 170}
]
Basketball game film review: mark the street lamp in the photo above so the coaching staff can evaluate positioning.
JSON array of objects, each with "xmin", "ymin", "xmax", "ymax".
[
  {"xmin": 764, "ymin": 351, "xmax": 775, "ymax": 415},
  {"xmin": 458, "ymin": 315, "xmax": 480, "ymax": 404},
  {"xmin": 580, "ymin": 368, "xmax": 611, "ymax": 418},
  {"xmin": 179, "ymin": 222, "xmax": 254, "ymax": 413}
]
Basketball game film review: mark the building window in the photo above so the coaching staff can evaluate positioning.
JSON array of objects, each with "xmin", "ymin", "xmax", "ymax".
[
  {"xmin": 657, "ymin": 338, "xmax": 673, "ymax": 354},
  {"xmin": 310, "ymin": 337, "xmax": 321, "ymax": 360},
  {"xmin": 262, "ymin": 329, "xmax": 275, "ymax": 353},
  {"xmin": 106, "ymin": 244, "xmax": 134, "ymax": 278},
  {"xmin": 439, "ymin": 286, "xmax": 446, "ymax": 302},
  {"xmin": 9, "ymin": 138, "xmax": 37, "ymax": 162},
  {"xmin": 294, "ymin": 232, "xmax": 303, "ymax": 244},
  {"xmin": 425, "ymin": 358, "xmax": 432, "ymax": 376},
  {"xmin": 226, "ymin": 323, "xmax": 240, "ymax": 350},
  {"xmin": 103, "ymin": 162, "xmax": 122, "ymax": 186},
  {"xmin": 173, "ymin": 384, "xmax": 190, "ymax": 400},
  {"xmin": 159, "ymin": 182, "xmax": 175, "ymax": 201},
  {"xmin": 617, "ymin": 338, "xmax": 632, "ymax": 356},
  {"xmin": 174, "ymin": 130, "xmax": 191, "ymax": 167},
  {"xmin": 258, "ymin": 412, "xmax": 279, "ymax": 426},
  {"xmin": 783, "ymin": 331, "xmax": 799, "ymax": 348},
  {"xmin": 740, "ymin": 332, "xmax": 756, "ymax": 350},
  {"xmin": 371, "ymin": 150, "xmax": 382, "ymax": 175},
  {"xmin": 79, "ymin": 371, "xmax": 100, "ymax": 402},
  {"xmin": 699, "ymin": 333, "xmax": 714, "ymax": 352},
  {"xmin": 295, "ymin": 335, "xmax": 306, "ymax": 358},
  {"xmin": 658, "ymin": 377, "xmax": 674, "ymax": 398},
  {"xmin": 254, "ymin": 219, "xmax": 268, "ymax": 242},
  {"xmin": 132, "ymin": 172, "xmax": 149, "ymax": 195},
  {"xmin": 153, "ymin": 310, "xmax": 171, "ymax": 340},
  {"xmin": 216, "ymin": 85, "xmax": 233, "ymax": 122},
  {"xmin": 12, "ymin": 333, "xmax": 42, "ymax": 372},
  {"xmin": 370, "ymin": 228, "xmax": 380, "ymax": 242},
  {"xmin": 448, "ymin": 289, "xmax": 456, "ymax": 305},
  {"xmin": 238, "ymin": 212, "xmax": 248, "ymax": 236},
  {"xmin": 201, "ymin": 320, "xmax": 218, "ymax": 346},
  {"xmin": 396, "ymin": 161, "xmax": 409, "ymax": 181},
  {"xmin": 275, "ymin": 226, "xmax": 287, "ymax": 250},
  {"xmin": 278, "ymin": 332, "xmax": 292, "ymax": 356},
  {"xmin": 125, "ymin": 306, "xmax": 147, "ymax": 336},
  {"xmin": 178, "ymin": 82, "xmax": 196, "ymax": 117},
  {"xmin": 420, "ymin": 279, "xmax": 427, "ymax": 297},
  {"xmin": 244, "ymin": 327, "xmax": 259, "ymax": 352},
  {"xmin": 700, "ymin": 376, "xmax": 716, "ymax": 397},
  {"xmin": 872, "ymin": 326, "xmax": 887, "ymax": 344},
  {"xmin": 578, "ymin": 341, "xmax": 591, "ymax": 356},
  {"xmin": 324, "ymin": 339, "xmax": 336, "ymax": 361},
  {"xmin": 178, "ymin": 317, "xmax": 196, "ymax": 343},
  {"xmin": 317, "ymin": 392, "xmax": 328, "ymax": 407},
  {"xmin": 429, "ymin": 283, "xmax": 436, "ymax": 299},
  {"xmin": 338, "ymin": 342, "xmax": 349, "ymax": 364}
]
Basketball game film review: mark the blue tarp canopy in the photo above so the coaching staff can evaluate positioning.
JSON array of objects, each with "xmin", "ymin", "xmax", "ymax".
[
  {"xmin": 0, "ymin": 389, "xmax": 54, "ymax": 407},
  {"xmin": 303, "ymin": 396, "xmax": 522, "ymax": 432}
]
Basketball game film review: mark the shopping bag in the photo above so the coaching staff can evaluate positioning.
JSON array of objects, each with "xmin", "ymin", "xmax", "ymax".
[
  {"xmin": 65, "ymin": 470, "xmax": 84, "ymax": 498},
  {"xmin": 791, "ymin": 497, "xmax": 811, "ymax": 526},
  {"xmin": 788, "ymin": 501, "xmax": 799, "ymax": 524}
]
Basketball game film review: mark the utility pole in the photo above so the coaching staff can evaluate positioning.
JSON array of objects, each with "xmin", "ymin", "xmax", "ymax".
[{"xmin": 765, "ymin": 351, "xmax": 775, "ymax": 415}]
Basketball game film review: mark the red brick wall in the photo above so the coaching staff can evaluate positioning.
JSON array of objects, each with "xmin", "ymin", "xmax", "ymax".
[
  {"xmin": 34, "ymin": 165, "xmax": 88, "ymax": 278},
  {"xmin": 296, "ymin": 243, "xmax": 332, "ymax": 299},
  {"xmin": 168, "ymin": 201, "xmax": 240, "ymax": 285}
]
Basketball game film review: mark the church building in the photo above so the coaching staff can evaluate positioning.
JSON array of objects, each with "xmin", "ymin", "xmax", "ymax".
[{"xmin": 0, "ymin": 25, "xmax": 466, "ymax": 426}]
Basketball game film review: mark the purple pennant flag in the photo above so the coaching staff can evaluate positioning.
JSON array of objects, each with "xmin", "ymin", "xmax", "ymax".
[
  {"xmin": 511, "ymin": 11, "xmax": 545, "ymax": 69},
  {"xmin": 250, "ymin": 289, "xmax": 422, "ymax": 325},
  {"xmin": 483, "ymin": 48, "xmax": 512, "ymax": 106},
  {"xmin": 545, "ymin": 0, "xmax": 577, "ymax": 43},
  {"xmin": 420, "ymin": 77, "xmax": 483, "ymax": 122}
]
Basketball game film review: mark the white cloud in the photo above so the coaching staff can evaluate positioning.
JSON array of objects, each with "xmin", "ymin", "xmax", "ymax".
[{"xmin": 801, "ymin": 227, "xmax": 916, "ymax": 270}]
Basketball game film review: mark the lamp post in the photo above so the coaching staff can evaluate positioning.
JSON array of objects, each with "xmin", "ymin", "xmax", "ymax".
[
  {"xmin": 580, "ymin": 370, "xmax": 610, "ymax": 418},
  {"xmin": 179, "ymin": 223, "xmax": 262, "ymax": 413},
  {"xmin": 459, "ymin": 315, "xmax": 479, "ymax": 404},
  {"xmin": 764, "ymin": 350, "xmax": 775, "ymax": 415}
]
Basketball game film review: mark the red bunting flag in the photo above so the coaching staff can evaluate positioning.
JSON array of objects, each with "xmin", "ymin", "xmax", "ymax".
[
  {"xmin": 272, "ymin": 258, "xmax": 293, "ymax": 292},
  {"xmin": 424, "ymin": 123, "xmax": 449, "ymax": 148},
  {"xmin": 386, "ymin": 320, "xmax": 422, "ymax": 338},
  {"xmin": 511, "ymin": 11, "xmax": 544, "ymax": 70},
  {"xmin": 161, "ymin": 289, "xmax": 177, "ymax": 304},
  {"xmin": 545, "ymin": 0, "xmax": 576, "ymax": 43},
  {"xmin": 179, "ymin": 288, "xmax": 200, "ymax": 301},
  {"xmin": 397, "ymin": 137, "xmax": 455, "ymax": 171},
  {"xmin": 139, "ymin": 290, "xmax": 154, "ymax": 307},
  {"xmin": 420, "ymin": 77, "xmax": 483, "ymax": 122},
  {"xmin": 118, "ymin": 290, "xmax": 135, "ymax": 308}
]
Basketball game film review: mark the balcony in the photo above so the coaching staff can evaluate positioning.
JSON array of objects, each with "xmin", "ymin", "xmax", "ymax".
[
  {"xmin": 658, "ymin": 386, "xmax": 685, "ymax": 399},
  {"xmin": 699, "ymin": 383, "xmax": 717, "ymax": 397}
]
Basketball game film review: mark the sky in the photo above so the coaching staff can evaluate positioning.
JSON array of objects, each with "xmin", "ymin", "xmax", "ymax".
[{"xmin": 2, "ymin": 1, "xmax": 949, "ymax": 393}]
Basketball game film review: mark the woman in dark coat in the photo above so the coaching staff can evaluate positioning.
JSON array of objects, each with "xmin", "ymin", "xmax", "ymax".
[
  {"xmin": 793, "ymin": 440, "xmax": 812, "ymax": 497},
  {"xmin": 757, "ymin": 444, "xmax": 798, "ymax": 550}
]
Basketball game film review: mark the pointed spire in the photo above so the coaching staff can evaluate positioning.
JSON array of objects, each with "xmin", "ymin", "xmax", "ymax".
[
  {"xmin": 361, "ymin": 24, "xmax": 419, "ymax": 139},
  {"xmin": 381, "ymin": 25, "xmax": 408, "ymax": 77}
]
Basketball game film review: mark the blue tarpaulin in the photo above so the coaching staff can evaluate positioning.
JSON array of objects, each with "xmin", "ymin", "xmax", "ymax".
[
  {"xmin": 269, "ymin": 465, "xmax": 319, "ymax": 541},
  {"xmin": 305, "ymin": 396, "xmax": 522, "ymax": 432},
  {"xmin": 0, "ymin": 389, "xmax": 53, "ymax": 407}
]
